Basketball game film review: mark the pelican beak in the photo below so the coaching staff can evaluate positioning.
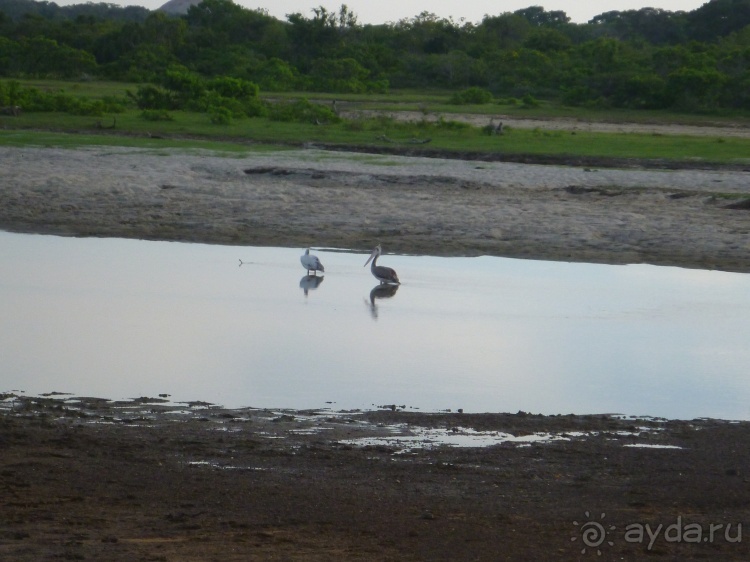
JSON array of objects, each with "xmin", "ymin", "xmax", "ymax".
[{"xmin": 364, "ymin": 251, "xmax": 375, "ymax": 267}]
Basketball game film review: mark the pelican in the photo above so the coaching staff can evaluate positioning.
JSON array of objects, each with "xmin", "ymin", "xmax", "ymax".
[
  {"xmin": 364, "ymin": 245, "xmax": 400, "ymax": 285},
  {"xmin": 300, "ymin": 248, "xmax": 324, "ymax": 276}
]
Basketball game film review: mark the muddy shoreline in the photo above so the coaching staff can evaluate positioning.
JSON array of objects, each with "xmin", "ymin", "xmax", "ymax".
[
  {"xmin": 2, "ymin": 395, "xmax": 749, "ymax": 560},
  {"xmin": 1, "ymin": 144, "xmax": 750, "ymax": 273}
]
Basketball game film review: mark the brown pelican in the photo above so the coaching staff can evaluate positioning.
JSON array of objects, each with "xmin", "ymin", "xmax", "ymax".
[
  {"xmin": 300, "ymin": 248, "xmax": 324, "ymax": 276},
  {"xmin": 364, "ymin": 245, "xmax": 400, "ymax": 285}
]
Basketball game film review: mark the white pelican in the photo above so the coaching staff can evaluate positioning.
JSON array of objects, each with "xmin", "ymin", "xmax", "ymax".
[
  {"xmin": 300, "ymin": 248, "xmax": 324, "ymax": 276},
  {"xmin": 364, "ymin": 245, "xmax": 400, "ymax": 285}
]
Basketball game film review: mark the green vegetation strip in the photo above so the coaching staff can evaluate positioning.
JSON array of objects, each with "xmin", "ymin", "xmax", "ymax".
[{"xmin": 2, "ymin": 110, "xmax": 749, "ymax": 165}]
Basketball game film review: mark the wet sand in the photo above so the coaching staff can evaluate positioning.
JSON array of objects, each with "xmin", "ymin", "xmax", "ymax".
[
  {"xmin": 2, "ymin": 135, "xmax": 750, "ymax": 560},
  {"xmin": 1, "ymin": 144, "xmax": 749, "ymax": 272}
]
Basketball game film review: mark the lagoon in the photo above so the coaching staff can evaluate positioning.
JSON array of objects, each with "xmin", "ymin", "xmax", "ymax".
[{"xmin": 2, "ymin": 231, "xmax": 749, "ymax": 420}]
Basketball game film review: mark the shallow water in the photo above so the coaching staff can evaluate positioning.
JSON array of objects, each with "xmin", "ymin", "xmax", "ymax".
[{"xmin": 2, "ymin": 231, "xmax": 750, "ymax": 420}]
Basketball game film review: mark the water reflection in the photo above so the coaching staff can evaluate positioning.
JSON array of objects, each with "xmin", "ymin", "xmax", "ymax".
[
  {"xmin": 367, "ymin": 283, "xmax": 400, "ymax": 319},
  {"xmin": 300, "ymin": 274, "xmax": 325, "ymax": 296},
  {"xmin": 2, "ymin": 231, "xmax": 750, "ymax": 420}
]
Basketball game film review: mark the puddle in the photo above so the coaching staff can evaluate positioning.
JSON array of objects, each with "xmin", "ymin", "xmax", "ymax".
[
  {"xmin": 339, "ymin": 425, "xmax": 671, "ymax": 452},
  {"xmin": 186, "ymin": 461, "xmax": 269, "ymax": 471},
  {"xmin": 0, "ymin": 392, "xmax": 689, "ymax": 453},
  {"xmin": 623, "ymin": 444, "xmax": 683, "ymax": 449},
  {"xmin": 340, "ymin": 426, "xmax": 574, "ymax": 451}
]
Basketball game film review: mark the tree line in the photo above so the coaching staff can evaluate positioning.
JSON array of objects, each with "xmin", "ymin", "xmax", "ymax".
[{"xmin": 1, "ymin": 0, "xmax": 750, "ymax": 112}]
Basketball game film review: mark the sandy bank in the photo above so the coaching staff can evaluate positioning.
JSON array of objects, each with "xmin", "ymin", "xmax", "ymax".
[{"xmin": 1, "ymin": 145, "xmax": 749, "ymax": 272}]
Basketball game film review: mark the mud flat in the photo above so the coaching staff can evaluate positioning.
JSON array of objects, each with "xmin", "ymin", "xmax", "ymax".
[
  {"xmin": 1, "ymin": 144, "xmax": 750, "ymax": 272},
  {"xmin": 1, "ymin": 395, "xmax": 749, "ymax": 560}
]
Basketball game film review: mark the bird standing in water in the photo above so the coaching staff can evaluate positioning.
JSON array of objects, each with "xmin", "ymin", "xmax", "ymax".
[
  {"xmin": 364, "ymin": 245, "xmax": 400, "ymax": 285},
  {"xmin": 300, "ymin": 248, "xmax": 325, "ymax": 275}
]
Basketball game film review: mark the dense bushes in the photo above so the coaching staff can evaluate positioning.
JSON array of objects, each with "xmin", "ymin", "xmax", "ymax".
[
  {"xmin": 3, "ymin": 0, "xmax": 750, "ymax": 111},
  {"xmin": 449, "ymin": 87, "xmax": 493, "ymax": 104},
  {"xmin": 0, "ymin": 77, "xmax": 345, "ymax": 126},
  {"xmin": 126, "ymin": 71, "xmax": 265, "ymax": 120},
  {"xmin": 0, "ymin": 80, "xmax": 127, "ymax": 115}
]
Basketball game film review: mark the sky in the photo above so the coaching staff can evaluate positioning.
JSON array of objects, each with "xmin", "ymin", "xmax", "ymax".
[{"xmin": 54, "ymin": 0, "xmax": 711, "ymax": 25}]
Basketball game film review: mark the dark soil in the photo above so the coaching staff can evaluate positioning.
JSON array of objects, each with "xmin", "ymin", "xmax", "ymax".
[{"xmin": 1, "ymin": 396, "xmax": 748, "ymax": 561}]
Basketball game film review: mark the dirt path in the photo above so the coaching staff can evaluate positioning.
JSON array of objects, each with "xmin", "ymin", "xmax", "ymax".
[{"xmin": 341, "ymin": 109, "xmax": 750, "ymax": 138}]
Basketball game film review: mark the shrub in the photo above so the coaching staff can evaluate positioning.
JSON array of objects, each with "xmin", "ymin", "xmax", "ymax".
[
  {"xmin": 434, "ymin": 116, "xmax": 471, "ymax": 130},
  {"xmin": 206, "ymin": 76, "xmax": 259, "ymax": 100},
  {"xmin": 209, "ymin": 107, "xmax": 232, "ymax": 125},
  {"xmin": 448, "ymin": 87, "xmax": 493, "ymax": 105},
  {"xmin": 140, "ymin": 109, "xmax": 174, "ymax": 121},
  {"xmin": 496, "ymin": 97, "xmax": 519, "ymax": 106},
  {"xmin": 267, "ymin": 98, "xmax": 339, "ymax": 124},
  {"xmin": 127, "ymin": 85, "xmax": 176, "ymax": 110},
  {"xmin": 520, "ymin": 93, "xmax": 540, "ymax": 108},
  {"xmin": 100, "ymin": 96, "xmax": 129, "ymax": 113},
  {"xmin": 67, "ymin": 99, "xmax": 107, "ymax": 116}
]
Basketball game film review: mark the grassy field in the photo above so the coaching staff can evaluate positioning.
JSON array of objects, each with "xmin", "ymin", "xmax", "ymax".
[{"xmin": 2, "ymin": 78, "xmax": 750, "ymax": 164}]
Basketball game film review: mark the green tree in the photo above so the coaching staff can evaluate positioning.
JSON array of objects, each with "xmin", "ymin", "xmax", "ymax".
[
  {"xmin": 0, "ymin": 36, "xmax": 20, "ymax": 75},
  {"xmin": 514, "ymin": 6, "xmax": 570, "ymax": 27},
  {"xmin": 666, "ymin": 67, "xmax": 728, "ymax": 109},
  {"xmin": 18, "ymin": 36, "xmax": 97, "ymax": 77},
  {"xmin": 523, "ymin": 28, "xmax": 573, "ymax": 53},
  {"xmin": 286, "ymin": 5, "xmax": 358, "ymax": 69},
  {"xmin": 247, "ymin": 57, "xmax": 298, "ymax": 91},
  {"xmin": 686, "ymin": 0, "xmax": 750, "ymax": 41},
  {"xmin": 473, "ymin": 13, "xmax": 531, "ymax": 54},
  {"xmin": 307, "ymin": 57, "xmax": 370, "ymax": 92},
  {"xmin": 486, "ymin": 48, "xmax": 557, "ymax": 96},
  {"xmin": 590, "ymin": 8, "xmax": 687, "ymax": 45}
]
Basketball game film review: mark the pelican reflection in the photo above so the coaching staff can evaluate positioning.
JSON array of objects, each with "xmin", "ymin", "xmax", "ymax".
[
  {"xmin": 300, "ymin": 274, "xmax": 324, "ymax": 296},
  {"xmin": 366, "ymin": 283, "xmax": 399, "ymax": 319}
]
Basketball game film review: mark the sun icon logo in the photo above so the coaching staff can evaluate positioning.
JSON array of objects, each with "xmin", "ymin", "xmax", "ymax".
[{"xmin": 572, "ymin": 511, "xmax": 616, "ymax": 555}]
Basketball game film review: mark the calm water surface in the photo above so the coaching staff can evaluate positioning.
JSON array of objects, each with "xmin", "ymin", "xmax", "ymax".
[{"xmin": 2, "ymin": 231, "xmax": 749, "ymax": 420}]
